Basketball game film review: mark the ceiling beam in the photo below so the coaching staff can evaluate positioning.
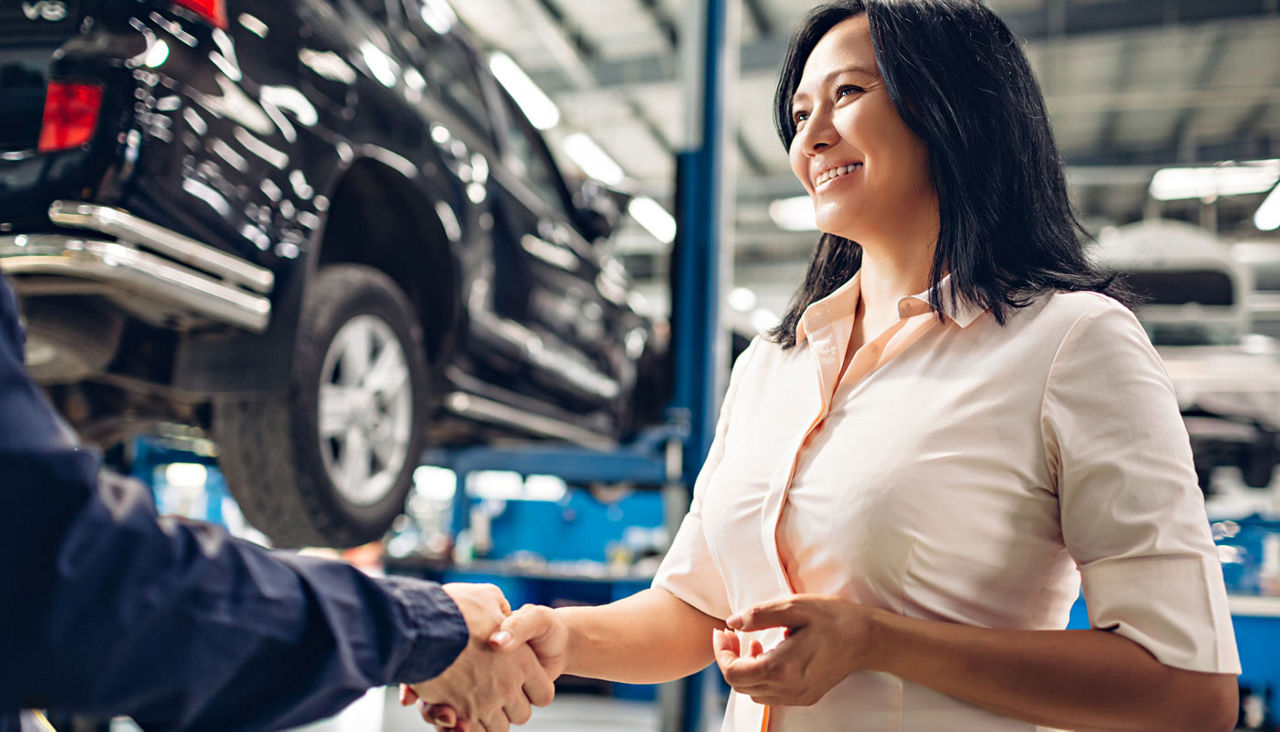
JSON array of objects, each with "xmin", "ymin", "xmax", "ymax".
[
  {"xmin": 1067, "ymin": 136, "xmax": 1277, "ymax": 166},
  {"xmin": 736, "ymin": 129, "xmax": 767, "ymax": 176},
  {"xmin": 1009, "ymin": 0, "xmax": 1276, "ymax": 41},
  {"xmin": 511, "ymin": 0, "xmax": 676, "ymax": 163},
  {"xmin": 634, "ymin": 0, "xmax": 679, "ymax": 48},
  {"xmin": 1048, "ymin": 85, "xmax": 1280, "ymax": 113},
  {"xmin": 1231, "ymin": 60, "xmax": 1280, "ymax": 140},
  {"xmin": 1092, "ymin": 37, "xmax": 1139, "ymax": 153},
  {"xmin": 529, "ymin": 3, "xmax": 1280, "ymax": 95},
  {"xmin": 1233, "ymin": 101, "xmax": 1275, "ymax": 141},
  {"xmin": 619, "ymin": 0, "xmax": 762, "ymax": 179},
  {"xmin": 1166, "ymin": 29, "xmax": 1232, "ymax": 159},
  {"xmin": 741, "ymin": 0, "xmax": 773, "ymax": 37},
  {"xmin": 1086, "ymin": 36, "xmax": 1138, "ymax": 213}
]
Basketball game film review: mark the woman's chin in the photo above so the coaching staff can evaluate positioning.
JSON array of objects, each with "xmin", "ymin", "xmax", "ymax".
[{"xmin": 814, "ymin": 218, "xmax": 864, "ymax": 242}]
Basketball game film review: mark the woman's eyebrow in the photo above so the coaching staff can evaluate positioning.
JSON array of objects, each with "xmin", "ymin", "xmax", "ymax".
[{"xmin": 793, "ymin": 64, "xmax": 876, "ymax": 104}]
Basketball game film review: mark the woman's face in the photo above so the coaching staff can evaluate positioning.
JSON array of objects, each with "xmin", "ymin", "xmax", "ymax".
[{"xmin": 788, "ymin": 15, "xmax": 937, "ymax": 245}]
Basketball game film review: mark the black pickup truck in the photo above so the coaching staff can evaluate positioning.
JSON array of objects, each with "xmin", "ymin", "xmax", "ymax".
[{"xmin": 0, "ymin": 0, "xmax": 666, "ymax": 547}]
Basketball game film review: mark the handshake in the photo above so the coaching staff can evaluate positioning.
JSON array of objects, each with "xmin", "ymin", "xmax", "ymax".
[{"xmin": 403, "ymin": 582, "xmax": 568, "ymax": 732}]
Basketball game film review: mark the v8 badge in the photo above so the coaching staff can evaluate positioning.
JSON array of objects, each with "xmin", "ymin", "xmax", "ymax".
[{"xmin": 21, "ymin": 1, "xmax": 69, "ymax": 22}]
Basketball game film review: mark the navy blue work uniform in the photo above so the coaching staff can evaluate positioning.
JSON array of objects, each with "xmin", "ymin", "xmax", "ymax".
[{"xmin": 0, "ymin": 274, "xmax": 467, "ymax": 731}]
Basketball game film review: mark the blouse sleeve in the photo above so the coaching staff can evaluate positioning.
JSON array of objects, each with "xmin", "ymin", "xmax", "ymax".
[
  {"xmin": 1041, "ymin": 298, "xmax": 1239, "ymax": 674},
  {"xmin": 651, "ymin": 339, "xmax": 759, "ymax": 621}
]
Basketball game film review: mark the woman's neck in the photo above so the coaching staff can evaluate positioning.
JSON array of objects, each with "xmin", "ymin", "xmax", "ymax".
[
  {"xmin": 845, "ymin": 240, "xmax": 936, "ymax": 356},
  {"xmin": 851, "ymin": 196, "xmax": 941, "ymax": 320},
  {"xmin": 857, "ymin": 236, "xmax": 936, "ymax": 323}
]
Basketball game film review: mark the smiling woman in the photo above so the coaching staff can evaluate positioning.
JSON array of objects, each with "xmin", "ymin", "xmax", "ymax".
[
  {"xmin": 420, "ymin": 3, "xmax": 1242, "ymax": 731},
  {"xmin": 768, "ymin": 0, "xmax": 1132, "ymax": 350}
]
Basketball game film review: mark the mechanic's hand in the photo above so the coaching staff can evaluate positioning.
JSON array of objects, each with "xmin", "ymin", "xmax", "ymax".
[
  {"xmin": 714, "ymin": 594, "xmax": 883, "ymax": 707},
  {"xmin": 407, "ymin": 584, "xmax": 555, "ymax": 731},
  {"xmin": 412, "ymin": 603, "xmax": 570, "ymax": 729}
]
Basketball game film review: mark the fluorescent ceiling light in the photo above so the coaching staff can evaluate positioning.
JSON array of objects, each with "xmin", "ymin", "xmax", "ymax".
[
  {"xmin": 563, "ymin": 132, "xmax": 624, "ymax": 185},
  {"xmin": 488, "ymin": 51, "xmax": 560, "ymax": 130},
  {"xmin": 750, "ymin": 308, "xmax": 780, "ymax": 333},
  {"xmin": 768, "ymin": 195, "xmax": 817, "ymax": 231},
  {"xmin": 1256, "ymin": 185, "xmax": 1280, "ymax": 232},
  {"xmin": 628, "ymin": 196, "xmax": 676, "ymax": 244},
  {"xmin": 728, "ymin": 286, "xmax": 757, "ymax": 312},
  {"xmin": 420, "ymin": 0, "xmax": 457, "ymax": 34},
  {"xmin": 1149, "ymin": 159, "xmax": 1280, "ymax": 201}
]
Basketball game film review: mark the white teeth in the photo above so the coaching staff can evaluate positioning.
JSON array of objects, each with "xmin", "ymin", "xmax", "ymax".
[{"xmin": 815, "ymin": 162, "xmax": 862, "ymax": 186}]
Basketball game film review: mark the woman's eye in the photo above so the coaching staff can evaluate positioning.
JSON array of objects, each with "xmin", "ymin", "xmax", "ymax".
[
  {"xmin": 836, "ymin": 85, "xmax": 864, "ymax": 99},
  {"xmin": 793, "ymin": 109, "xmax": 810, "ymax": 124}
]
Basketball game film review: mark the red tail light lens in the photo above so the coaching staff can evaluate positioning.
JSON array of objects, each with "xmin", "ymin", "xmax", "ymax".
[
  {"xmin": 38, "ymin": 81, "xmax": 104, "ymax": 153},
  {"xmin": 171, "ymin": 0, "xmax": 228, "ymax": 29}
]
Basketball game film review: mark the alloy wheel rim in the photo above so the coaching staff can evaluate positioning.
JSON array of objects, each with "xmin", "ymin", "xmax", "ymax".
[{"xmin": 317, "ymin": 315, "xmax": 413, "ymax": 506}]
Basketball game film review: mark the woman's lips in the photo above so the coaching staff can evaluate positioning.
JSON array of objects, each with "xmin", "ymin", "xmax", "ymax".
[{"xmin": 813, "ymin": 162, "xmax": 863, "ymax": 189}]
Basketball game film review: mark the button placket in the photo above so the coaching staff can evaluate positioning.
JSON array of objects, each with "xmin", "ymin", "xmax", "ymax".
[{"xmin": 762, "ymin": 326, "xmax": 849, "ymax": 595}]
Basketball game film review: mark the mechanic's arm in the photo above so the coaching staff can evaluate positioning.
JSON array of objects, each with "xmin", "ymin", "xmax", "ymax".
[
  {"xmin": 0, "ymin": 446, "xmax": 478, "ymax": 730},
  {"xmin": 0, "ymin": 276, "xmax": 477, "ymax": 731}
]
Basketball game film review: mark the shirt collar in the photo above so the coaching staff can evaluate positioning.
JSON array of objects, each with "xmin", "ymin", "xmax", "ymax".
[
  {"xmin": 794, "ymin": 273, "xmax": 986, "ymax": 345},
  {"xmin": 901, "ymin": 275, "xmax": 988, "ymax": 328}
]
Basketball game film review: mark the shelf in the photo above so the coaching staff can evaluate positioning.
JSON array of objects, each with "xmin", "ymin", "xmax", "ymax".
[
  {"xmin": 1228, "ymin": 594, "xmax": 1280, "ymax": 617},
  {"xmin": 387, "ymin": 557, "xmax": 657, "ymax": 584}
]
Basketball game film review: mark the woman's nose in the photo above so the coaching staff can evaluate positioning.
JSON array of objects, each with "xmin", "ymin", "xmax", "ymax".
[{"xmin": 797, "ymin": 113, "xmax": 834, "ymax": 155}]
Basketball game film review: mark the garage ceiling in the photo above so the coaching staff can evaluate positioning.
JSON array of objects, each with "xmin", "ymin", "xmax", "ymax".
[{"xmin": 448, "ymin": 0, "xmax": 1280, "ymax": 316}]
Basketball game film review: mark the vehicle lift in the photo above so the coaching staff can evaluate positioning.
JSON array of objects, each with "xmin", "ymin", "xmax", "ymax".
[{"xmin": 419, "ymin": 2, "xmax": 738, "ymax": 729}]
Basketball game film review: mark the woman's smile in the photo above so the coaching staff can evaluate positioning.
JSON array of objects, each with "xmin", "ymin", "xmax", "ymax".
[{"xmin": 813, "ymin": 161, "xmax": 863, "ymax": 191}]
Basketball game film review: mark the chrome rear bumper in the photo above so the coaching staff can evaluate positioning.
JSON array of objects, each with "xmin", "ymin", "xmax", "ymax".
[{"xmin": 0, "ymin": 202, "xmax": 274, "ymax": 332}]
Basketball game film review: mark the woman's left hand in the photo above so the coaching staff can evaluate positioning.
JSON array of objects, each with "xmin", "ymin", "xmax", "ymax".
[{"xmin": 713, "ymin": 594, "xmax": 882, "ymax": 707}]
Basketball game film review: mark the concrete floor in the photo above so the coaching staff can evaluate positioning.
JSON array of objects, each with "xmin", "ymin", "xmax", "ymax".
[
  {"xmin": 288, "ymin": 688, "xmax": 685, "ymax": 732},
  {"xmin": 106, "ymin": 692, "xmax": 666, "ymax": 732},
  {"xmin": 103, "ymin": 681, "xmax": 726, "ymax": 731}
]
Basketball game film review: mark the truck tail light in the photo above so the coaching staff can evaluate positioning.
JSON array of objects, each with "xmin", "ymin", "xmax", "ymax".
[
  {"xmin": 38, "ymin": 81, "xmax": 104, "ymax": 153},
  {"xmin": 171, "ymin": 0, "xmax": 228, "ymax": 29}
]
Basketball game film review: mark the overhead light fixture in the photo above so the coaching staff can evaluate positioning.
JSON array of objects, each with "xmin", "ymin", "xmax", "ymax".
[
  {"xmin": 420, "ymin": 0, "xmax": 457, "ymax": 34},
  {"xmin": 1256, "ymin": 184, "xmax": 1280, "ymax": 232},
  {"xmin": 768, "ymin": 195, "xmax": 817, "ymax": 231},
  {"xmin": 488, "ymin": 51, "xmax": 560, "ymax": 130},
  {"xmin": 628, "ymin": 196, "xmax": 676, "ymax": 244},
  {"xmin": 1149, "ymin": 159, "xmax": 1280, "ymax": 201},
  {"xmin": 728, "ymin": 286, "xmax": 757, "ymax": 312},
  {"xmin": 750, "ymin": 308, "xmax": 780, "ymax": 333},
  {"xmin": 563, "ymin": 132, "xmax": 624, "ymax": 185}
]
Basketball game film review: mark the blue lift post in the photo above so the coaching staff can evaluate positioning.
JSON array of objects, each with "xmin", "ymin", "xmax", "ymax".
[
  {"xmin": 422, "ymin": 0, "xmax": 736, "ymax": 728},
  {"xmin": 668, "ymin": 0, "xmax": 736, "ymax": 729}
]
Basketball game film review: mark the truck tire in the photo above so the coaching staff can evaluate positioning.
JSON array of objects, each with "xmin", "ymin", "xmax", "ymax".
[{"xmin": 215, "ymin": 264, "xmax": 430, "ymax": 548}]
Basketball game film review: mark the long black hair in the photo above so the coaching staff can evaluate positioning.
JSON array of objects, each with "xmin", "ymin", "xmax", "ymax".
[{"xmin": 768, "ymin": 0, "xmax": 1127, "ymax": 348}]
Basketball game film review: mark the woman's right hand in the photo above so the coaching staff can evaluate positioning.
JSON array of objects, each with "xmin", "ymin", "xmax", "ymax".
[{"xmin": 488, "ymin": 604, "xmax": 571, "ymax": 680}]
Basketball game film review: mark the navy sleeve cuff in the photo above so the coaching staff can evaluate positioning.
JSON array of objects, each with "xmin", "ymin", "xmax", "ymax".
[{"xmin": 381, "ymin": 576, "xmax": 469, "ymax": 683}]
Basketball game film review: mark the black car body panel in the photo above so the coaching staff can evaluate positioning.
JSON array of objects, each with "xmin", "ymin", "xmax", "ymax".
[{"xmin": 0, "ymin": 0, "xmax": 660, "ymax": 545}]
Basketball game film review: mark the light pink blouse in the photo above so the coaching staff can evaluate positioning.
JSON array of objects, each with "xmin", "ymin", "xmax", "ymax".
[{"xmin": 653, "ymin": 274, "xmax": 1240, "ymax": 731}]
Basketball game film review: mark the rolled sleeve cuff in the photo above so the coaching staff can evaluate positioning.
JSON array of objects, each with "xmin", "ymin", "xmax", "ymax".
[
  {"xmin": 381, "ymin": 576, "xmax": 469, "ymax": 683},
  {"xmin": 1080, "ymin": 554, "xmax": 1240, "ymax": 674},
  {"xmin": 652, "ymin": 512, "xmax": 732, "ymax": 621}
]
